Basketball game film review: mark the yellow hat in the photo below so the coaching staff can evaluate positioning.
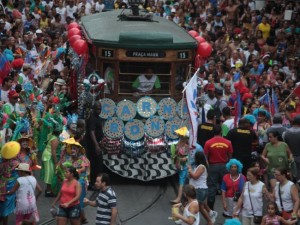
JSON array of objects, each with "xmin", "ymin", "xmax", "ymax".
[
  {"xmin": 235, "ymin": 59, "xmax": 243, "ymax": 69},
  {"xmin": 1, "ymin": 141, "xmax": 21, "ymax": 159},
  {"xmin": 63, "ymin": 138, "xmax": 85, "ymax": 155},
  {"xmin": 175, "ymin": 127, "xmax": 189, "ymax": 137}
]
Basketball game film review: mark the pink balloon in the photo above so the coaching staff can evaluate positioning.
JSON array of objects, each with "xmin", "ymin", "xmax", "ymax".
[
  {"xmin": 197, "ymin": 42, "xmax": 212, "ymax": 58},
  {"xmin": 68, "ymin": 22, "xmax": 80, "ymax": 30},
  {"xmin": 195, "ymin": 36, "xmax": 205, "ymax": 43},
  {"xmin": 68, "ymin": 28, "xmax": 81, "ymax": 39},
  {"xmin": 188, "ymin": 30, "xmax": 199, "ymax": 38},
  {"xmin": 69, "ymin": 35, "xmax": 82, "ymax": 46},
  {"xmin": 73, "ymin": 39, "xmax": 88, "ymax": 55}
]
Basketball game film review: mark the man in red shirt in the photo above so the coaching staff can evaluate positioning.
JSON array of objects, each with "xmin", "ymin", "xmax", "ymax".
[{"xmin": 204, "ymin": 125, "xmax": 233, "ymax": 211}]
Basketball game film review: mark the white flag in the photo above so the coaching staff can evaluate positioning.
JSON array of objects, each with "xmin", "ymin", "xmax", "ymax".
[{"xmin": 184, "ymin": 70, "xmax": 199, "ymax": 148}]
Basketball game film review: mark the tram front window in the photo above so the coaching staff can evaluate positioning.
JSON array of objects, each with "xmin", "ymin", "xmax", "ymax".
[{"xmin": 118, "ymin": 62, "xmax": 171, "ymax": 96}]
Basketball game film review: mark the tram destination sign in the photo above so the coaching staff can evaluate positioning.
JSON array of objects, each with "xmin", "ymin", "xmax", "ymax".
[{"xmin": 126, "ymin": 50, "xmax": 166, "ymax": 58}]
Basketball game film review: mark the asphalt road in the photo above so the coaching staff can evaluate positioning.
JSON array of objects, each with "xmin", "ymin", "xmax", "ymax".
[{"xmin": 8, "ymin": 172, "xmax": 226, "ymax": 225}]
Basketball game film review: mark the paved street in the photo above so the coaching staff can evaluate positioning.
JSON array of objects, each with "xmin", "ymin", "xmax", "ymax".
[{"xmin": 8, "ymin": 172, "xmax": 226, "ymax": 225}]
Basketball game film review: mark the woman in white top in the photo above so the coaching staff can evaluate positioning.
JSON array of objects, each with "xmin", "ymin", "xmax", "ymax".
[
  {"xmin": 172, "ymin": 184, "xmax": 200, "ymax": 225},
  {"xmin": 273, "ymin": 168, "xmax": 299, "ymax": 220},
  {"xmin": 233, "ymin": 167, "xmax": 271, "ymax": 225},
  {"xmin": 188, "ymin": 151, "xmax": 214, "ymax": 225},
  {"xmin": 5, "ymin": 163, "xmax": 42, "ymax": 225}
]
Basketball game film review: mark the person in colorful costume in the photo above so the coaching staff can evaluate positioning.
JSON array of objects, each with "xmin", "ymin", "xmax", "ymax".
[
  {"xmin": 60, "ymin": 138, "xmax": 90, "ymax": 224},
  {"xmin": 0, "ymin": 141, "xmax": 21, "ymax": 225},
  {"xmin": 17, "ymin": 135, "xmax": 40, "ymax": 171},
  {"xmin": 170, "ymin": 126, "xmax": 189, "ymax": 204},
  {"xmin": 60, "ymin": 113, "xmax": 78, "ymax": 141},
  {"xmin": 41, "ymin": 114, "xmax": 63, "ymax": 197}
]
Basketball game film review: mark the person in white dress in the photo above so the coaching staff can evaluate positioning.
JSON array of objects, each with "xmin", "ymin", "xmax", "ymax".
[
  {"xmin": 233, "ymin": 167, "xmax": 272, "ymax": 225},
  {"xmin": 5, "ymin": 163, "xmax": 42, "ymax": 225}
]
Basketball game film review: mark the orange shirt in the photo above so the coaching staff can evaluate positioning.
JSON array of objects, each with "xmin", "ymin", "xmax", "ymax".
[{"xmin": 60, "ymin": 179, "xmax": 79, "ymax": 207}]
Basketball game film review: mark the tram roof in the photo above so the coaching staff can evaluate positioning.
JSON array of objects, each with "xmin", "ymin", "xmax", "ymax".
[{"xmin": 81, "ymin": 10, "xmax": 198, "ymax": 50}]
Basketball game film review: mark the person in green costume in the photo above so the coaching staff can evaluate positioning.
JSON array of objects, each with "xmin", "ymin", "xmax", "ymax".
[{"xmin": 41, "ymin": 115, "xmax": 63, "ymax": 197}]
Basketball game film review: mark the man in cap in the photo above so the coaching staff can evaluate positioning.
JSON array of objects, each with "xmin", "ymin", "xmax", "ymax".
[
  {"xmin": 205, "ymin": 84, "xmax": 217, "ymax": 106},
  {"xmin": 34, "ymin": 29, "xmax": 44, "ymax": 45},
  {"xmin": 259, "ymin": 53, "xmax": 271, "ymax": 72},
  {"xmin": 3, "ymin": 90, "xmax": 20, "ymax": 115},
  {"xmin": 283, "ymin": 115, "xmax": 300, "ymax": 183},
  {"xmin": 212, "ymin": 12, "xmax": 225, "ymax": 32},
  {"xmin": 53, "ymin": 78, "xmax": 67, "ymax": 95}
]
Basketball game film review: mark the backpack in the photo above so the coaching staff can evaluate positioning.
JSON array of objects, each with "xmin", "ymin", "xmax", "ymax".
[{"xmin": 213, "ymin": 99, "xmax": 226, "ymax": 119}]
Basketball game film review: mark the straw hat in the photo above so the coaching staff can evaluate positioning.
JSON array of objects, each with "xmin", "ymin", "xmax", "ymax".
[
  {"xmin": 16, "ymin": 163, "xmax": 31, "ymax": 172},
  {"xmin": 175, "ymin": 127, "xmax": 189, "ymax": 138},
  {"xmin": 1, "ymin": 141, "xmax": 21, "ymax": 159},
  {"xmin": 18, "ymin": 136, "xmax": 35, "ymax": 149},
  {"xmin": 54, "ymin": 78, "xmax": 66, "ymax": 86}
]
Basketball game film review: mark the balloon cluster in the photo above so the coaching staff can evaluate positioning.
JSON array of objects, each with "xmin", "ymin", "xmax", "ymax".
[
  {"xmin": 188, "ymin": 30, "xmax": 212, "ymax": 68},
  {"xmin": 67, "ymin": 22, "xmax": 88, "ymax": 55}
]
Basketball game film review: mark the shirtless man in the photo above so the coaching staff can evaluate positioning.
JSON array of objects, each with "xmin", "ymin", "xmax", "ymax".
[{"xmin": 225, "ymin": 0, "xmax": 239, "ymax": 26}]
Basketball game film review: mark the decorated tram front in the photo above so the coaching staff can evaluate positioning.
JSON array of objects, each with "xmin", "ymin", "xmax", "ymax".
[{"xmin": 80, "ymin": 9, "xmax": 197, "ymax": 181}]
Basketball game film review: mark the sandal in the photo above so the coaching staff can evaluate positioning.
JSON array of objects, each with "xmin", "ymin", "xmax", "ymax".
[
  {"xmin": 81, "ymin": 219, "xmax": 89, "ymax": 224},
  {"xmin": 45, "ymin": 191, "xmax": 56, "ymax": 198},
  {"xmin": 170, "ymin": 200, "xmax": 180, "ymax": 204}
]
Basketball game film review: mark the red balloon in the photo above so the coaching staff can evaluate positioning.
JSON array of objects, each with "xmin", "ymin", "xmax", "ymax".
[
  {"xmin": 197, "ymin": 42, "xmax": 212, "ymax": 58},
  {"xmin": 68, "ymin": 22, "xmax": 80, "ymax": 30},
  {"xmin": 68, "ymin": 28, "xmax": 81, "ymax": 39},
  {"xmin": 188, "ymin": 30, "xmax": 199, "ymax": 38},
  {"xmin": 69, "ymin": 35, "xmax": 82, "ymax": 46},
  {"xmin": 195, "ymin": 36, "xmax": 205, "ymax": 43},
  {"xmin": 73, "ymin": 39, "xmax": 88, "ymax": 55}
]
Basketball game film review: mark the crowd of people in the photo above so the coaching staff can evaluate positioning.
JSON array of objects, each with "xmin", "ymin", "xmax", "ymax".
[
  {"xmin": 0, "ymin": 0, "xmax": 299, "ymax": 224},
  {"xmin": 165, "ymin": 0, "xmax": 300, "ymax": 224}
]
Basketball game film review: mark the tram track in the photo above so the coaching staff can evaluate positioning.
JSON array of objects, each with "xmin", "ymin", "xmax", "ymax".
[
  {"xmin": 39, "ymin": 177, "xmax": 174, "ymax": 225},
  {"xmin": 39, "ymin": 190, "xmax": 99, "ymax": 225},
  {"xmin": 117, "ymin": 181, "xmax": 168, "ymax": 225}
]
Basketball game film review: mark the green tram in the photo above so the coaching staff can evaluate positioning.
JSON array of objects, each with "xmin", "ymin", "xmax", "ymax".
[{"xmin": 80, "ymin": 9, "xmax": 197, "ymax": 181}]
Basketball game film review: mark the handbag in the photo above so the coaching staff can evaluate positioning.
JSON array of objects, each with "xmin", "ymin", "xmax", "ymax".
[
  {"xmin": 278, "ymin": 184, "xmax": 292, "ymax": 220},
  {"xmin": 50, "ymin": 206, "xmax": 58, "ymax": 217},
  {"xmin": 232, "ymin": 175, "xmax": 241, "ymax": 202},
  {"xmin": 248, "ymin": 182, "xmax": 263, "ymax": 224}
]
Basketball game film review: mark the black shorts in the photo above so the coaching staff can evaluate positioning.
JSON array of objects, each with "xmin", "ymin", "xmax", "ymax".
[{"xmin": 57, "ymin": 204, "xmax": 81, "ymax": 219}]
